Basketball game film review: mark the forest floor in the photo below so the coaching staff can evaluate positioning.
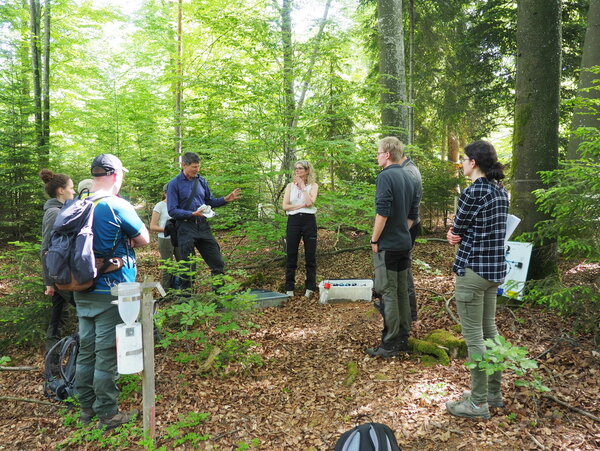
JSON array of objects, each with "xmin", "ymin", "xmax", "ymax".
[{"xmin": 0, "ymin": 230, "xmax": 599, "ymax": 450}]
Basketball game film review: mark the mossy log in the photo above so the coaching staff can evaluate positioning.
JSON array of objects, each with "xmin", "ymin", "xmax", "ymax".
[
  {"xmin": 409, "ymin": 337, "xmax": 450, "ymax": 365},
  {"xmin": 424, "ymin": 329, "xmax": 467, "ymax": 359}
]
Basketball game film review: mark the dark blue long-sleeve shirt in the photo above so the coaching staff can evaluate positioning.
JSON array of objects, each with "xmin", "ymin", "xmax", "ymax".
[{"xmin": 167, "ymin": 171, "xmax": 226, "ymax": 219}]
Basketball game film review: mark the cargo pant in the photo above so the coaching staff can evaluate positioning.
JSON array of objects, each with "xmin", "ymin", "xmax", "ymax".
[
  {"xmin": 373, "ymin": 249, "xmax": 411, "ymax": 350},
  {"xmin": 74, "ymin": 293, "xmax": 122, "ymax": 419},
  {"xmin": 455, "ymin": 268, "xmax": 502, "ymax": 405}
]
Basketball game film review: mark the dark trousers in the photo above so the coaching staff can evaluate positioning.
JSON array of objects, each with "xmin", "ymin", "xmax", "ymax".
[
  {"xmin": 45, "ymin": 291, "xmax": 75, "ymax": 352},
  {"xmin": 176, "ymin": 219, "xmax": 225, "ymax": 289},
  {"xmin": 373, "ymin": 249, "xmax": 411, "ymax": 350},
  {"xmin": 285, "ymin": 213, "xmax": 317, "ymax": 291},
  {"xmin": 408, "ymin": 221, "xmax": 421, "ymax": 321}
]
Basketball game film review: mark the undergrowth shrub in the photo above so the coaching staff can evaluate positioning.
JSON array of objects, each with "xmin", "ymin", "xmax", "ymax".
[
  {"xmin": 523, "ymin": 279, "xmax": 600, "ymax": 340},
  {"xmin": 0, "ymin": 241, "xmax": 51, "ymax": 348},
  {"xmin": 154, "ymin": 263, "xmax": 262, "ymax": 375},
  {"xmin": 467, "ymin": 335, "xmax": 549, "ymax": 394},
  {"xmin": 526, "ymin": 124, "xmax": 600, "ymax": 339}
]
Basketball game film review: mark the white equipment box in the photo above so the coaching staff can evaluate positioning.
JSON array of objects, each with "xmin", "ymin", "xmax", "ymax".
[
  {"xmin": 498, "ymin": 241, "xmax": 533, "ymax": 300},
  {"xmin": 318, "ymin": 279, "xmax": 373, "ymax": 304}
]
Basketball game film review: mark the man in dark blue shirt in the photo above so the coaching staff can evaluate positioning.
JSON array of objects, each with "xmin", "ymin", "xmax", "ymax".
[{"xmin": 167, "ymin": 152, "xmax": 241, "ymax": 290}]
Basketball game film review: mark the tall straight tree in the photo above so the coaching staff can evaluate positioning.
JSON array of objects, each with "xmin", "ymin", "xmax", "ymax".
[
  {"xmin": 28, "ymin": 0, "xmax": 50, "ymax": 168},
  {"xmin": 567, "ymin": 0, "xmax": 600, "ymax": 159},
  {"xmin": 512, "ymin": 0, "xmax": 561, "ymax": 279},
  {"xmin": 275, "ymin": 0, "xmax": 332, "ymax": 194},
  {"xmin": 377, "ymin": 0, "xmax": 408, "ymax": 141}
]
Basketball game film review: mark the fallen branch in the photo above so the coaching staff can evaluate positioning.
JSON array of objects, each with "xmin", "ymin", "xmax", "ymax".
[
  {"xmin": 0, "ymin": 366, "xmax": 38, "ymax": 371},
  {"xmin": 527, "ymin": 431, "xmax": 546, "ymax": 450},
  {"xmin": 239, "ymin": 246, "xmax": 369, "ymax": 270},
  {"xmin": 416, "ymin": 288, "xmax": 460, "ymax": 325},
  {"xmin": 0, "ymin": 396, "xmax": 55, "ymax": 406},
  {"xmin": 535, "ymin": 334, "xmax": 579, "ymax": 360},
  {"xmin": 542, "ymin": 393, "xmax": 600, "ymax": 423},
  {"xmin": 497, "ymin": 306, "xmax": 518, "ymax": 332}
]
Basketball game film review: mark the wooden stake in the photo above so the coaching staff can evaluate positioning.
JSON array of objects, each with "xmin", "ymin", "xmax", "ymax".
[{"xmin": 141, "ymin": 277, "xmax": 157, "ymax": 443}]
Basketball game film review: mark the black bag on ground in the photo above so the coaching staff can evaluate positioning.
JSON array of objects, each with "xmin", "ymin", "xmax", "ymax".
[
  {"xmin": 43, "ymin": 333, "xmax": 79, "ymax": 401},
  {"xmin": 334, "ymin": 422, "xmax": 401, "ymax": 451}
]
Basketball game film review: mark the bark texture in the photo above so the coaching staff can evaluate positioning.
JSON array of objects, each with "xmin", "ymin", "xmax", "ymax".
[
  {"xmin": 512, "ymin": 0, "xmax": 561, "ymax": 279},
  {"xmin": 377, "ymin": 0, "xmax": 408, "ymax": 142},
  {"xmin": 567, "ymin": 0, "xmax": 600, "ymax": 159}
]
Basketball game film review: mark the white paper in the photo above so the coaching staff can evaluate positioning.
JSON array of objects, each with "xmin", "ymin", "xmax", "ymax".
[
  {"xmin": 505, "ymin": 214, "xmax": 521, "ymax": 243},
  {"xmin": 197, "ymin": 204, "xmax": 216, "ymax": 218}
]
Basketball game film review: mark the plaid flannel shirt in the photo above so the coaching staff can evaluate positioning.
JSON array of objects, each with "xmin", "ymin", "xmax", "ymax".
[{"xmin": 452, "ymin": 177, "xmax": 509, "ymax": 283}]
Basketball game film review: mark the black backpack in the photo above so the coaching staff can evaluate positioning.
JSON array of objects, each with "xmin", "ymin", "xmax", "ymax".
[
  {"xmin": 45, "ymin": 194, "xmax": 122, "ymax": 292},
  {"xmin": 334, "ymin": 422, "xmax": 401, "ymax": 451},
  {"xmin": 43, "ymin": 334, "xmax": 79, "ymax": 402}
]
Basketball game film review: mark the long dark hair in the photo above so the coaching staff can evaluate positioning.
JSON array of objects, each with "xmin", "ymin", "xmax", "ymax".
[
  {"xmin": 464, "ymin": 140, "xmax": 505, "ymax": 182},
  {"xmin": 39, "ymin": 169, "xmax": 71, "ymax": 198}
]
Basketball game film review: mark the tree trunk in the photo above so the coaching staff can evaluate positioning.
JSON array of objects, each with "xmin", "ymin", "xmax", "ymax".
[
  {"xmin": 512, "ymin": 0, "xmax": 561, "ymax": 279},
  {"xmin": 29, "ymin": 0, "xmax": 44, "ymax": 163},
  {"xmin": 567, "ymin": 0, "xmax": 600, "ymax": 159},
  {"xmin": 408, "ymin": 0, "xmax": 414, "ymax": 145},
  {"xmin": 41, "ymin": 0, "xmax": 50, "ymax": 168},
  {"xmin": 174, "ymin": 0, "xmax": 183, "ymax": 159},
  {"xmin": 377, "ymin": 0, "xmax": 408, "ymax": 142},
  {"xmin": 278, "ymin": 0, "xmax": 296, "ymax": 189},
  {"xmin": 275, "ymin": 0, "xmax": 331, "ymax": 198}
]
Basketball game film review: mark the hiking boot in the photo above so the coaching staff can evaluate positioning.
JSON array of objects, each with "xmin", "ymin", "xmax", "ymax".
[
  {"xmin": 80, "ymin": 408, "xmax": 96, "ymax": 426},
  {"xmin": 462, "ymin": 390, "xmax": 505, "ymax": 408},
  {"xmin": 98, "ymin": 409, "xmax": 139, "ymax": 430},
  {"xmin": 365, "ymin": 346, "xmax": 399, "ymax": 358},
  {"xmin": 286, "ymin": 291, "xmax": 294, "ymax": 297},
  {"xmin": 304, "ymin": 289, "xmax": 314, "ymax": 298},
  {"xmin": 446, "ymin": 396, "xmax": 490, "ymax": 419}
]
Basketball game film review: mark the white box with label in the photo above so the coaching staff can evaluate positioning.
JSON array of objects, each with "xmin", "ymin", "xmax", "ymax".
[{"xmin": 318, "ymin": 279, "xmax": 373, "ymax": 303}]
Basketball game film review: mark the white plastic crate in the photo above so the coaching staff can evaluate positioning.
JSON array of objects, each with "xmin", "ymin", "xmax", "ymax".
[{"xmin": 318, "ymin": 279, "xmax": 373, "ymax": 304}]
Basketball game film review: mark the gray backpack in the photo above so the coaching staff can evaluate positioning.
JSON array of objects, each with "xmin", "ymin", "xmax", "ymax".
[{"xmin": 334, "ymin": 422, "xmax": 401, "ymax": 451}]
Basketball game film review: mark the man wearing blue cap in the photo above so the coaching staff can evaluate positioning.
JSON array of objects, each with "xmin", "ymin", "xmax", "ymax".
[{"xmin": 75, "ymin": 154, "xmax": 150, "ymax": 429}]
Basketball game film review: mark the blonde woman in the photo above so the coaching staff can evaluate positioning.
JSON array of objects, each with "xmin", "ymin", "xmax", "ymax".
[{"xmin": 282, "ymin": 160, "xmax": 319, "ymax": 297}]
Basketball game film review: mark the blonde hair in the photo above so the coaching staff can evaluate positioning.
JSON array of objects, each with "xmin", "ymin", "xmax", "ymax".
[
  {"xmin": 378, "ymin": 136, "xmax": 405, "ymax": 162},
  {"xmin": 294, "ymin": 160, "xmax": 316, "ymax": 185}
]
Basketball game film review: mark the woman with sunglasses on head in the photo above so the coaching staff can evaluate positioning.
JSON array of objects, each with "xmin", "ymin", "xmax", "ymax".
[
  {"xmin": 445, "ymin": 140, "xmax": 509, "ymax": 420},
  {"xmin": 282, "ymin": 160, "xmax": 319, "ymax": 298}
]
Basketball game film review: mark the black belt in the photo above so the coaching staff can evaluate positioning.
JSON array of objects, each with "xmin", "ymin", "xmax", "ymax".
[{"xmin": 180, "ymin": 216, "xmax": 206, "ymax": 224}]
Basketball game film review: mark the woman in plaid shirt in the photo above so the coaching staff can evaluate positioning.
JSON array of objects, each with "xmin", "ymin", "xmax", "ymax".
[{"xmin": 445, "ymin": 140, "xmax": 509, "ymax": 420}]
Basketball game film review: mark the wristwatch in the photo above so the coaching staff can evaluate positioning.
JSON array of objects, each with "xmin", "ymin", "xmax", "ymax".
[{"xmin": 370, "ymin": 240, "xmax": 378, "ymax": 245}]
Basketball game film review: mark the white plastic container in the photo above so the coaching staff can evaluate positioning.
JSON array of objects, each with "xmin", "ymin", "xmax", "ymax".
[
  {"xmin": 116, "ymin": 322, "xmax": 144, "ymax": 374},
  {"xmin": 318, "ymin": 279, "xmax": 373, "ymax": 303},
  {"xmin": 114, "ymin": 282, "xmax": 141, "ymax": 325}
]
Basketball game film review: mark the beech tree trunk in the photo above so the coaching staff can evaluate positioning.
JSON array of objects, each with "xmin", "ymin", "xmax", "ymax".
[
  {"xmin": 377, "ymin": 0, "xmax": 408, "ymax": 142},
  {"xmin": 29, "ymin": 0, "xmax": 44, "ymax": 163},
  {"xmin": 567, "ymin": 0, "xmax": 600, "ymax": 159},
  {"xmin": 512, "ymin": 0, "xmax": 561, "ymax": 279},
  {"xmin": 41, "ymin": 0, "xmax": 50, "ymax": 166},
  {"xmin": 174, "ymin": 0, "xmax": 183, "ymax": 159}
]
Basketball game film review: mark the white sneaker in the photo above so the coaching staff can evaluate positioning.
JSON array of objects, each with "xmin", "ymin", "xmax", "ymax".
[
  {"xmin": 286, "ymin": 291, "xmax": 294, "ymax": 297},
  {"xmin": 304, "ymin": 289, "xmax": 314, "ymax": 297}
]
